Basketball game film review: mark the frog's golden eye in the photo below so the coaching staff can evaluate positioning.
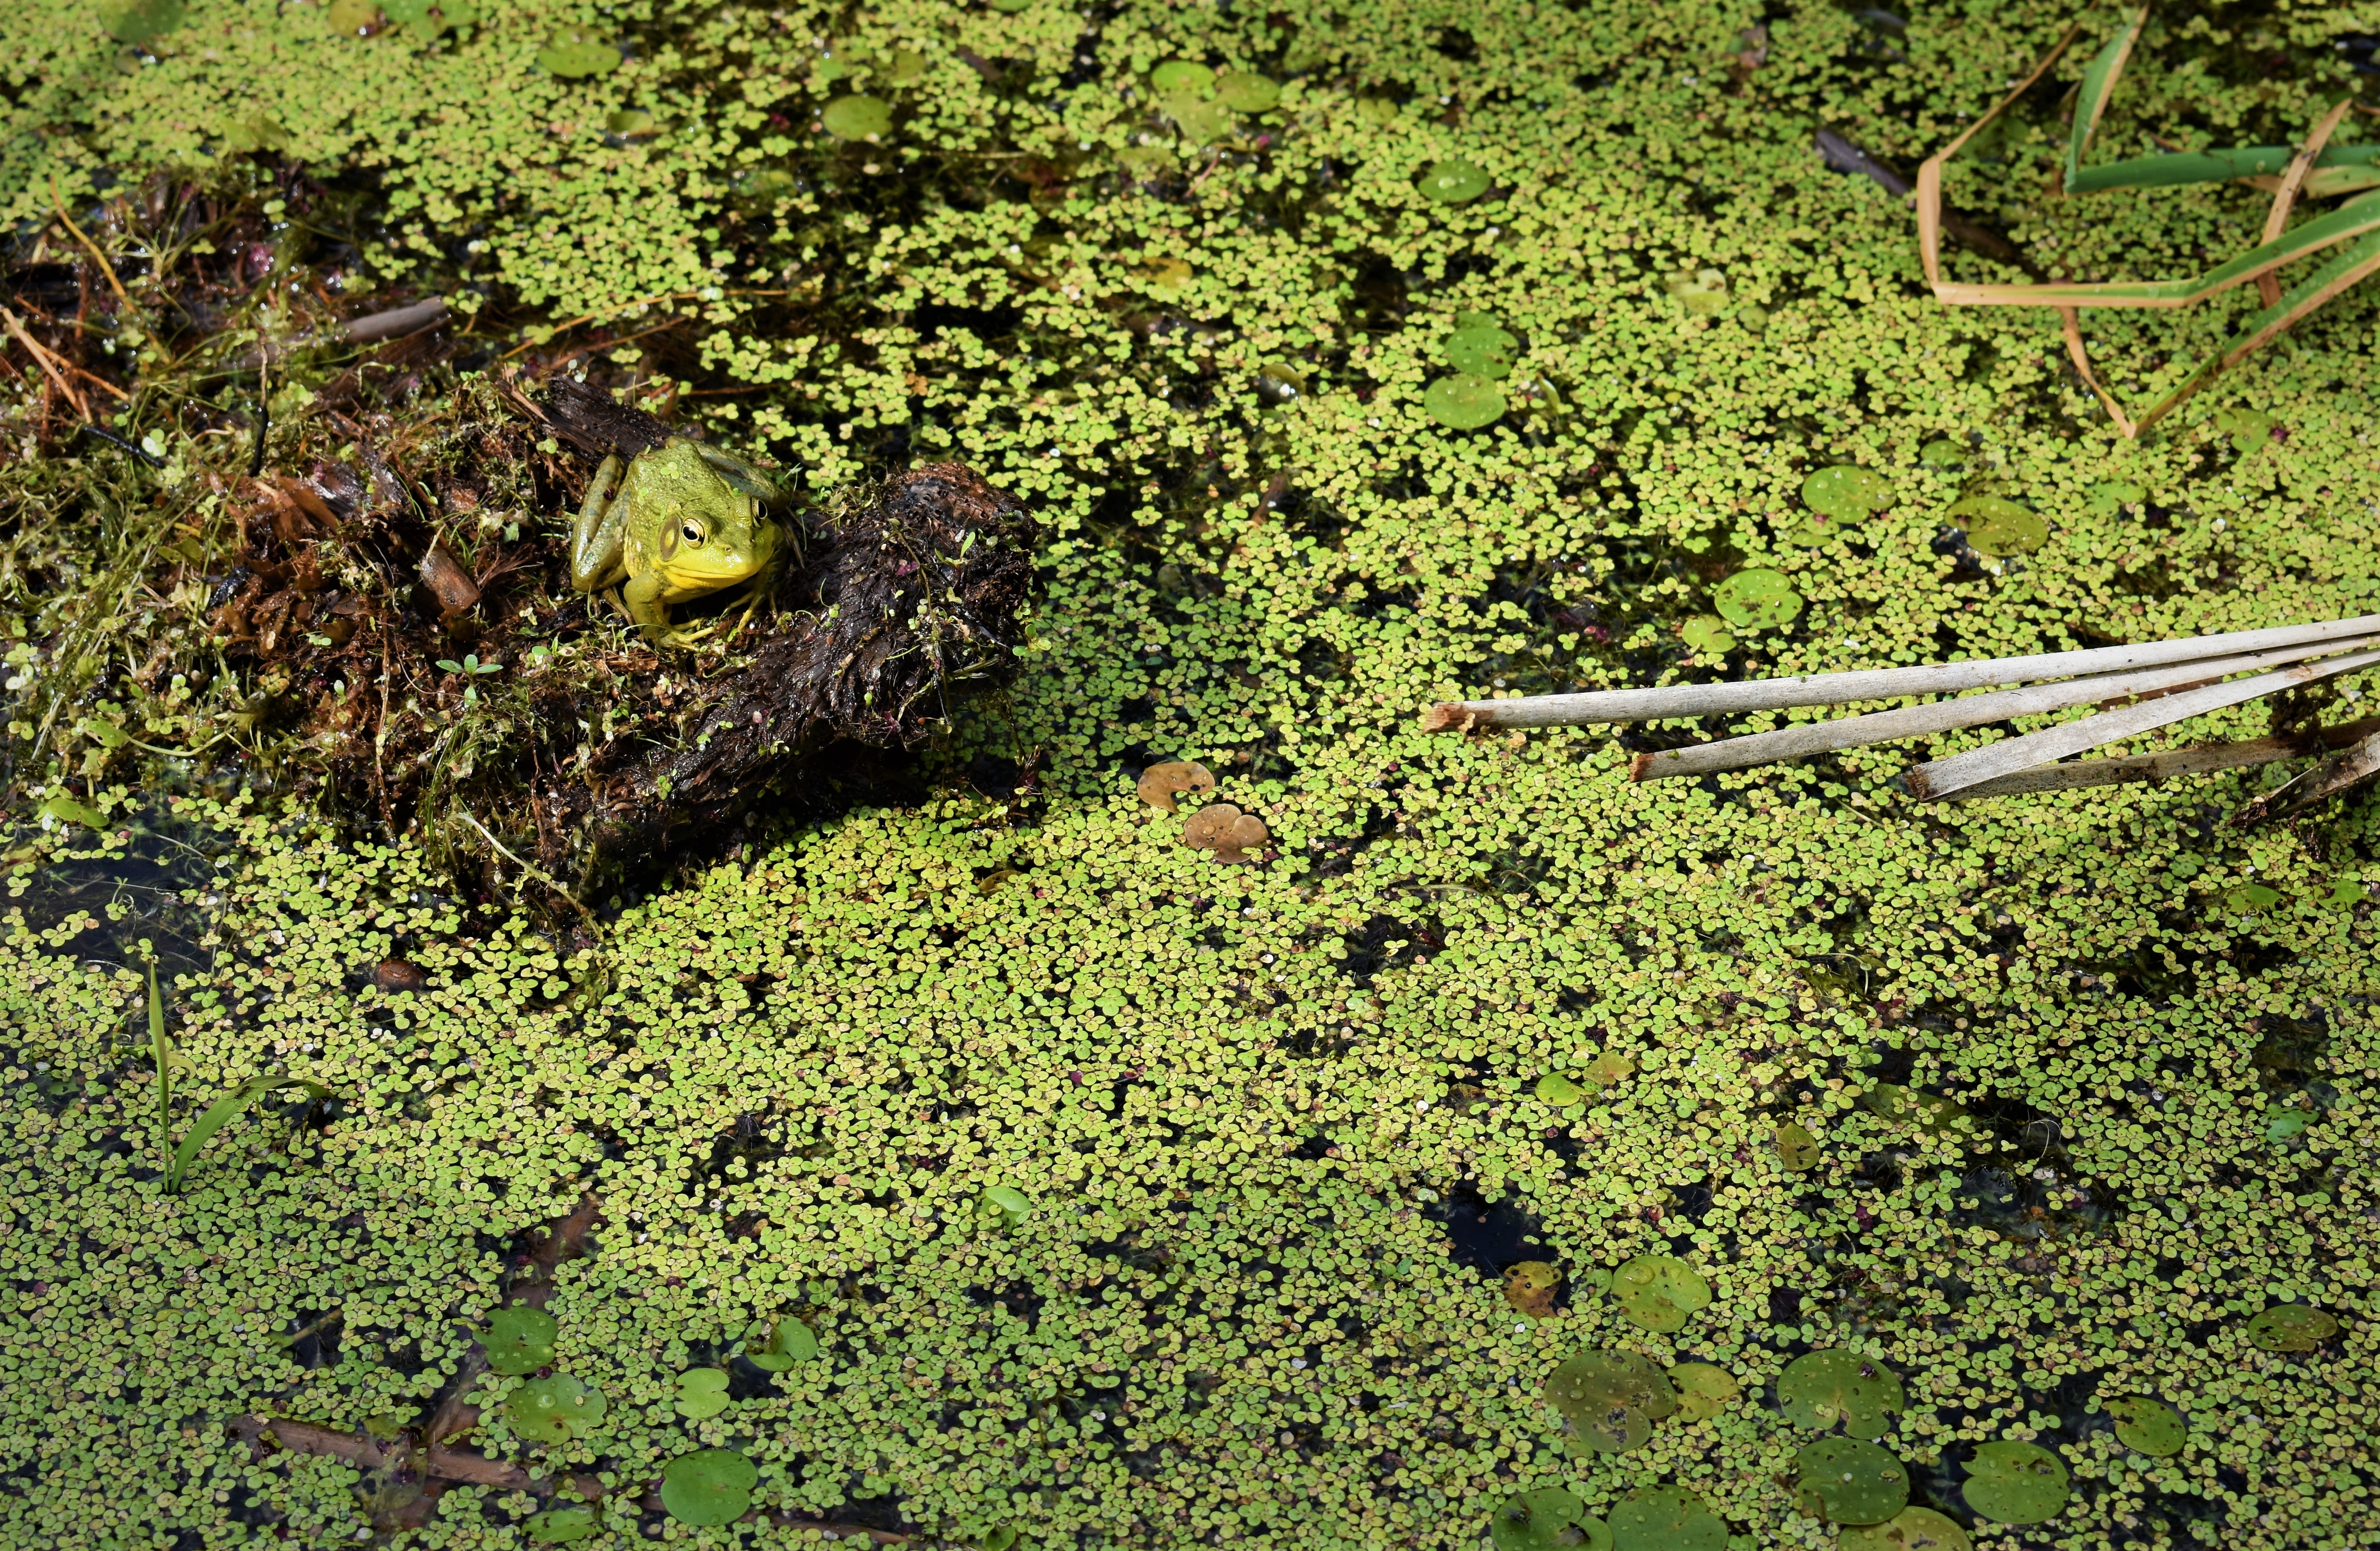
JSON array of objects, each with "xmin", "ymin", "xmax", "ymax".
[{"xmin": 680, "ymin": 521, "xmax": 705, "ymax": 546}]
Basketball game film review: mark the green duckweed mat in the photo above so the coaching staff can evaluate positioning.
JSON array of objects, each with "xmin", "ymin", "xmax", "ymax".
[{"xmin": 4, "ymin": 0, "xmax": 2379, "ymax": 1547}]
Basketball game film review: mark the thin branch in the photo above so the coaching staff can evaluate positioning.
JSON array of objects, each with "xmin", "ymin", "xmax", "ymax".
[
  {"xmin": 1946, "ymin": 715, "xmax": 2380, "ymax": 799},
  {"xmin": 1630, "ymin": 636, "xmax": 2376, "ymax": 781},
  {"xmin": 1419, "ymin": 614, "xmax": 2380, "ymax": 731},
  {"xmin": 50, "ymin": 172, "xmax": 132, "ymax": 317}
]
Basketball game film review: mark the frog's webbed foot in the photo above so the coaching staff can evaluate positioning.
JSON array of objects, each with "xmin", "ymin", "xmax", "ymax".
[{"xmin": 570, "ymin": 454, "xmax": 629, "ymax": 593}]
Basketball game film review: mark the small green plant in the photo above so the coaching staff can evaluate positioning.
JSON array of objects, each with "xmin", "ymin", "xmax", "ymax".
[
  {"xmin": 151, "ymin": 963, "xmax": 333, "ymax": 1195},
  {"xmin": 434, "ymin": 654, "xmax": 504, "ymax": 705}
]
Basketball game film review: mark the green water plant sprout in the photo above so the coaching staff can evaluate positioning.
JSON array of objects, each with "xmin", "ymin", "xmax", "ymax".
[
  {"xmin": 150, "ymin": 962, "xmax": 334, "ymax": 1195},
  {"xmin": 1918, "ymin": 5, "xmax": 2380, "ymax": 436}
]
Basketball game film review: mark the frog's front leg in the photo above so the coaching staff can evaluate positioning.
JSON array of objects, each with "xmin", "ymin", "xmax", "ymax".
[
  {"xmin": 570, "ymin": 454, "xmax": 629, "ymax": 593},
  {"xmin": 622, "ymin": 568, "xmax": 673, "ymax": 642}
]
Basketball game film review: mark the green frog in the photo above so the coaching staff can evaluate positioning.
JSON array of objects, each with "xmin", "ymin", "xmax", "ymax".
[{"xmin": 569, "ymin": 438, "xmax": 785, "ymax": 641}]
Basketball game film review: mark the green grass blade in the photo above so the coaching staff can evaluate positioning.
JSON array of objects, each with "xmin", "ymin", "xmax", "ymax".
[
  {"xmin": 164, "ymin": 1077, "xmax": 333, "ymax": 1195},
  {"xmin": 2064, "ymin": 7, "xmax": 2147, "ymax": 193},
  {"xmin": 2135, "ymin": 225, "xmax": 2380, "ymax": 435},
  {"xmin": 148, "ymin": 962, "xmax": 170, "ymax": 1168},
  {"xmin": 2070, "ymin": 142, "xmax": 2380, "ymax": 195}
]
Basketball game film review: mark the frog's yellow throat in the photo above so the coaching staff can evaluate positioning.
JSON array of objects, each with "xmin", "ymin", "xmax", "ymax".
[{"xmin": 653, "ymin": 497, "xmax": 774, "ymax": 589}]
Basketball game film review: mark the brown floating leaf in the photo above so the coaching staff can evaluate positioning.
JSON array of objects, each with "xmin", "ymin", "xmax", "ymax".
[
  {"xmin": 1137, "ymin": 759, "xmax": 1216, "ymax": 811},
  {"xmin": 1182, "ymin": 803, "xmax": 1268, "ymax": 863},
  {"xmin": 375, "ymin": 958, "xmax": 427, "ymax": 992},
  {"xmin": 1505, "ymin": 1261, "xmax": 1561, "ymax": 1317}
]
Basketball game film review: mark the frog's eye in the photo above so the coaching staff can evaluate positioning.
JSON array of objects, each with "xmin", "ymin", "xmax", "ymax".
[{"xmin": 680, "ymin": 521, "xmax": 705, "ymax": 546}]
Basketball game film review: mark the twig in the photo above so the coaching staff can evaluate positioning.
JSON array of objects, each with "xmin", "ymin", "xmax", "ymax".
[
  {"xmin": 49, "ymin": 172, "xmax": 133, "ymax": 317},
  {"xmin": 342, "ymin": 296, "xmax": 450, "ymax": 342},
  {"xmin": 458, "ymin": 808, "xmax": 598, "ymax": 927},
  {"xmin": 1904, "ymin": 649, "xmax": 2380, "ymax": 800},
  {"xmin": 1420, "ymin": 614, "xmax": 2380, "ymax": 731},
  {"xmin": 1, "ymin": 305, "xmax": 91, "ymax": 419},
  {"xmin": 1631, "ymin": 635, "xmax": 2376, "ymax": 780},
  {"xmin": 2234, "ymin": 728, "xmax": 2380, "ymax": 824},
  {"xmin": 79, "ymin": 422, "xmax": 163, "ymax": 467},
  {"xmin": 1947, "ymin": 715, "xmax": 2380, "ymax": 799}
]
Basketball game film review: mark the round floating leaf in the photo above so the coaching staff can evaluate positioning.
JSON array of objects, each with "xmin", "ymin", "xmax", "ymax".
[
  {"xmin": 1710, "ymin": 569, "xmax": 1801, "ymax": 631},
  {"xmin": 605, "ymin": 109, "xmax": 656, "ymax": 136},
  {"xmin": 743, "ymin": 1317, "xmax": 819, "ymax": 1371},
  {"xmin": 1919, "ymin": 439, "xmax": 1965, "ymax": 467},
  {"xmin": 1445, "ymin": 323, "xmax": 1519, "ymax": 378},
  {"xmin": 104, "ymin": 0, "xmax": 184, "ymax": 44},
  {"xmin": 2243, "ymin": 1303, "xmax": 2338, "ymax": 1353},
  {"xmin": 1607, "ymin": 1486, "xmax": 1726, "ymax": 1551},
  {"xmin": 1611, "ymin": 1255, "xmax": 1710, "ymax": 1333},
  {"xmin": 2087, "ymin": 480, "xmax": 2145, "ymax": 513},
  {"xmin": 822, "ymin": 95, "xmax": 891, "ymax": 140},
  {"xmin": 1151, "ymin": 60, "xmax": 1215, "ymax": 98},
  {"xmin": 1777, "ymin": 1349, "xmax": 1903, "ymax": 1438},
  {"xmin": 673, "ymin": 1367, "xmax": 731, "ymax": 1420},
  {"xmin": 2226, "ymin": 882, "xmax": 2280, "ymax": 914},
  {"xmin": 524, "ymin": 1506, "xmax": 600, "ymax": 1545},
  {"xmin": 1417, "ymin": 159, "xmax": 1490, "ymax": 203},
  {"xmin": 482, "ymin": 1306, "xmax": 559, "ymax": 1376},
  {"xmin": 660, "ymin": 1448, "xmax": 757, "ymax": 1526},
  {"xmin": 1504, "ymin": 1261, "xmax": 1560, "ymax": 1318},
  {"xmin": 882, "ymin": 47, "xmax": 928, "ymax": 83},
  {"xmin": 1678, "ymin": 615, "xmax": 1734, "ymax": 655},
  {"xmin": 1663, "ymin": 268, "xmax": 1728, "ymax": 315},
  {"xmin": 1962, "ymin": 1440, "xmax": 2070, "ymax": 1525},
  {"xmin": 2103, "ymin": 1395, "xmax": 2186, "ymax": 1457},
  {"xmin": 981, "ymin": 1184, "xmax": 1034, "ymax": 1227},
  {"xmin": 1423, "ymin": 374, "xmax": 1506, "ymax": 430},
  {"xmin": 1136, "ymin": 759, "xmax": 1215, "ymax": 811},
  {"xmin": 506, "ymin": 1374, "xmax": 606, "ymax": 1444},
  {"xmin": 38, "ymin": 795, "xmax": 108, "ymax": 829},
  {"xmin": 1172, "ymin": 99, "xmax": 1237, "ymax": 145},
  {"xmin": 1774, "ymin": 1121, "xmax": 1822, "ymax": 1172},
  {"xmin": 537, "ymin": 29, "xmax": 621, "ymax": 77},
  {"xmin": 1214, "ymin": 70, "xmax": 1279, "ymax": 111},
  {"xmin": 383, "ymin": 0, "xmax": 477, "ymax": 31},
  {"xmin": 325, "ymin": 0, "xmax": 378, "ymax": 35},
  {"xmin": 1544, "ymin": 1349, "xmax": 1676, "ymax": 1454},
  {"xmin": 1536, "ymin": 1073, "xmax": 1584, "ymax": 1106},
  {"xmin": 1838, "ymin": 1508, "xmax": 1972, "ymax": 1551},
  {"xmin": 1490, "ymin": 1487, "xmax": 1585, "ymax": 1551},
  {"xmin": 1668, "ymin": 1362, "xmax": 1739, "ymax": 1423},
  {"xmin": 2264, "ymin": 1104, "xmax": 2308, "ymax": 1143},
  {"xmin": 1801, "ymin": 466, "xmax": 1894, "ymax": 523},
  {"xmin": 1793, "ymin": 1437, "xmax": 1909, "ymax": 1524},
  {"xmin": 1947, "ymin": 496, "xmax": 2048, "ymax": 557},
  {"xmin": 1582, "ymin": 1051, "xmax": 1633, "ymax": 1088}
]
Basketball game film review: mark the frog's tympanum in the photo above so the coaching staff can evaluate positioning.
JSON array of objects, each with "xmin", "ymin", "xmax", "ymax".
[{"xmin": 570, "ymin": 438, "xmax": 783, "ymax": 641}]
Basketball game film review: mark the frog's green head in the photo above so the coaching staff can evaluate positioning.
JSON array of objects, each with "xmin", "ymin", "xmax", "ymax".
[{"xmin": 638, "ymin": 438, "xmax": 779, "ymax": 594}]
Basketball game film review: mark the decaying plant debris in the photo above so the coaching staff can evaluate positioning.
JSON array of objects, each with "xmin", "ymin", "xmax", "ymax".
[{"xmin": 1, "ymin": 227, "xmax": 1032, "ymax": 908}]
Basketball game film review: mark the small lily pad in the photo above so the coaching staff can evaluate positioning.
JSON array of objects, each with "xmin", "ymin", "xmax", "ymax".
[
  {"xmin": 537, "ymin": 29, "xmax": 621, "ymax": 77},
  {"xmin": 743, "ymin": 1317, "xmax": 819, "ymax": 1371},
  {"xmin": 981, "ymin": 1184, "xmax": 1033, "ymax": 1227},
  {"xmin": 1710, "ymin": 568, "xmax": 1801, "ymax": 631},
  {"xmin": 1961, "ymin": 1440, "xmax": 2070, "ymax": 1525},
  {"xmin": 2226, "ymin": 882, "xmax": 2281, "ymax": 914},
  {"xmin": 1838, "ymin": 1508, "xmax": 1972, "ymax": 1551},
  {"xmin": 1151, "ymin": 60, "xmax": 1216, "ymax": 97},
  {"xmin": 1777, "ymin": 1349, "xmax": 1902, "ymax": 1438},
  {"xmin": 1581, "ymin": 1050, "xmax": 1633, "ymax": 1088},
  {"xmin": 1504, "ymin": 1261, "xmax": 1560, "ymax": 1318},
  {"xmin": 1679, "ymin": 615, "xmax": 1734, "ymax": 655},
  {"xmin": 506, "ymin": 1374, "xmax": 606, "ymax": 1444},
  {"xmin": 325, "ymin": 0, "xmax": 378, "ymax": 36},
  {"xmin": 1544, "ymin": 1348, "xmax": 1676, "ymax": 1454},
  {"xmin": 2265, "ymin": 1104, "xmax": 2308, "ymax": 1142},
  {"xmin": 1418, "ymin": 159, "xmax": 1490, "ymax": 203},
  {"xmin": 1801, "ymin": 466, "xmax": 1894, "ymax": 523},
  {"xmin": 2242, "ymin": 1303, "xmax": 2338, "ymax": 1353},
  {"xmin": 882, "ymin": 47, "xmax": 928, "ymax": 83},
  {"xmin": 1919, "ymin": 439, "xmax": 1965, "ymax": 467},
  {"xmin": 1947, "ymin": 496, "xmax": 2048, "ymax": 557},
  {"xmin": 2212, "ymin": 407, "xmax": 2273, "ymax": 454},
  {"xmin": 104, "ymin": 0, "xmax": 185, "ymax": 44},
  {"xmin": 1490, "ymin": 1487, "xmax": 1586, "ymax": 1551},
  {"xmin": 660, "ymin": 1448, "xmax": 757, "ymax": 1526},
  {"xmin": 2087, "ymin": 480, "xmax": 2145, "ymax": 514},
  {"xmin": 482, "ymin": 1306, "xmax": 558, "ymax": 1376},
  {"xmin": 1171, "ymin": 99, "xmax": 1237, "ymax": 145},
  {"xmin": 1611, "ymin": 1255, "xmax": 1709, "ymax": 1333},
  {"xmin": 1607, "ymin": 1485, "xmax": 1726, "ymax": 1551},
  {"xmin": 1536, "ymin": 1073, "xmax": 1585, "ymax": 1106},
  {"xmin": 604, "ymin": 108, "xmax": 656, "ymax": 137},
  {"xmin": 2103, "ymin": 1395, "xmax": 2186, "ymax": 1457},
  {"xmin": 1445, "ymin": 323, "xmax": 1519, "ymax": 378},
  {"xmin": 1793, "ymin": 1436, "xmax": 1909, "ymax": 1524},
  {"xmin": 1774, "ymin": 1121, "xmax": 1822, "ymax": 1172},
  {"xmin": 1214, "ymin": 70, "xmax": 1279, "ymax": 111},
  {"xmin": 673, "ymin": 1367, "xmax": 731, "ymax": 1420},
  {"xmin": 1423, "ymin": 374, "xmax": 1506, "ymax": 430},
  {"xmin": 1663, "ymin": 268, "xmax": 1727, "ymax": 316},
  {"xmin": 822, "ymin": 95, "xmax": 892, "ymax": 140},
  {"xmin": 524, "ymin": 1506, "xmax": 600, "ymax": 1545},
  {"xmin": 1668, "ymin": 1362, "xmax": 1739, "ymax": 1422}
]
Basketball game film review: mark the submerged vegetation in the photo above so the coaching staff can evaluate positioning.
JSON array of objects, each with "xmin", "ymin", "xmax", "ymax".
[{"xmin": 3, "ymin": 0, "xmax": 2378, "ymax": 1547}]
